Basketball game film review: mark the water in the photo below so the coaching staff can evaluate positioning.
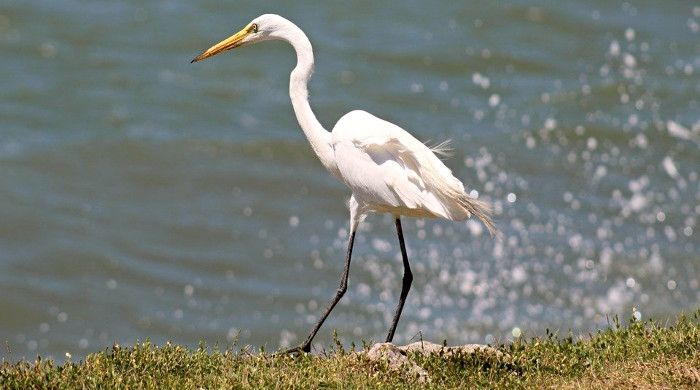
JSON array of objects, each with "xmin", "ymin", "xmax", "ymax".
[{"xmin": 1, "ymin": 1, "xmax": 698, "ymax": 360}]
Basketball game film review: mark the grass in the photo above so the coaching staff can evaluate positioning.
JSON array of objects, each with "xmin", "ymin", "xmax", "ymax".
[{"xmin": 2, "ymin": 311, "xmax": 699, "ymax": 389}]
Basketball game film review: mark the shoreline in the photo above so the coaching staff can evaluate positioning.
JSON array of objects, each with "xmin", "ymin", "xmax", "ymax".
[{"xmin": 2, "ymin": 310, "xmax": 698, "ymax": 388}]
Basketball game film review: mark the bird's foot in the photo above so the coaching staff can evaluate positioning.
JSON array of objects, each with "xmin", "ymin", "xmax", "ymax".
[{"xmin": 279, "ymin": 344, "xmax": 311, "ymax": 355}]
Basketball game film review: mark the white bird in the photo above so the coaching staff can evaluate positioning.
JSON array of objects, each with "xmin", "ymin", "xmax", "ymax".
[{"xmin": 192, "ymin": 14, "xmax": 496, "ymax": 353}]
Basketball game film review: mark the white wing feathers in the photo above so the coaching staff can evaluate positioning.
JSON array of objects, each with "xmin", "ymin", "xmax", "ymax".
[
  {"xmin": 357, "ymin": 136, "xmax": 429, "ymax": 208},
  {"xmin": 331, "ymin": 110, "xmax": 497, "ymax": 235}
]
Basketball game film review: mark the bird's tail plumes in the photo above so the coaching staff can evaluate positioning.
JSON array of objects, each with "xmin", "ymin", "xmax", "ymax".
[
  {"xmin": 427, "ymin": 139, "xmax": 453, "ymax": 158},
  {"xmin": 407, "ymin": 144, "xmax": 499, "ymax": 238},
  {"xmin": 376, "ymin": 134, "xmax": 499, "ymax": 237},
  {"xmin": 458, "ymin": 193, "xmax": 499, "ymax": 237}
]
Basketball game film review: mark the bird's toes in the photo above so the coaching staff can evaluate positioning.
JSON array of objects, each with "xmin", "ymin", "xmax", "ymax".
[{"xmin": 279, "ymin": 344, "xmax": 310, "ymax": 355}]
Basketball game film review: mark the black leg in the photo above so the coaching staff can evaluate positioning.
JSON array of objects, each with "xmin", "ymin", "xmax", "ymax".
[
  {"xmin": 385, "ymin": 217, "xmax": 413, "ymax": 343},
  {"xmin": 283, "ymin": 228, "xmax": 356, "ymax": 353}
]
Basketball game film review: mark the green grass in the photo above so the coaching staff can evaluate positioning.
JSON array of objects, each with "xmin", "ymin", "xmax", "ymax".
[{"xmin": 2, "ymin": 311, "xmax": 699, "ymax": 389}]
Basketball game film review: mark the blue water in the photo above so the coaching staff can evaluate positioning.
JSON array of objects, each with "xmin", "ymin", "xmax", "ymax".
[{"xmin": 1, "ymin": 1, "xmax": 698, "ymax": 360}]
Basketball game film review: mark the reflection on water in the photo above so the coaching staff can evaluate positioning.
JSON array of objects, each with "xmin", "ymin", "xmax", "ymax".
[{"xmin": 0, "ymin": 2, "xmax": 698, "ymax": 360}]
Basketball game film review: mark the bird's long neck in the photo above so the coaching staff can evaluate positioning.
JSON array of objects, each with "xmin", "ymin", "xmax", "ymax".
[{"xmin": 282, "ymin": 25, "xmax": 337, "ymax": 175}]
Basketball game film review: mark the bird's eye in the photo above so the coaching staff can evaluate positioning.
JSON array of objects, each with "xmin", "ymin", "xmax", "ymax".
[{"xmin": 250, "ymin": 23, "xmax": 259, "ymax": 33}]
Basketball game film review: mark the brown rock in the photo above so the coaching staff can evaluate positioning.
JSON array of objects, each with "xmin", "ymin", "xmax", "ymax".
[
  {"xmin": 400, "ymin": 341, "xmax": 503, "ymax": 357},
  {"xmin": 363, "ymin": 341, "xmax": 503, "ymax": 383},
  {"xmin": 365, "ymin": 343, "xmax": 429, "ymax": 383}
]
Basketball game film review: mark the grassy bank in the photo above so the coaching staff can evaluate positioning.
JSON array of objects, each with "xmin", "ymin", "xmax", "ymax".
[{"xmin": 2, "ymin": 312, "xmax": 699, "ymax": 389}]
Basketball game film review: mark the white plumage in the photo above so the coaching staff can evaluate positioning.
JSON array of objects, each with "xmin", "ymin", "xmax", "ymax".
[
  {"xmin": 192, "ymin": 14, "xmax": 496, "ymax": 353},
  {"xmin": 332, "ymin": 110, "xmax": 495, "ymax": 231}
]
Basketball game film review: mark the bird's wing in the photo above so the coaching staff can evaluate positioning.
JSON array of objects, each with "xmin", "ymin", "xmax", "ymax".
[
  {"xmin": 331, "ymin": 110, "xmax": 464, "ymax": 218},
  {"xmin": 331, "ymin": 110, "xmax": 497, "ymax": 235}
]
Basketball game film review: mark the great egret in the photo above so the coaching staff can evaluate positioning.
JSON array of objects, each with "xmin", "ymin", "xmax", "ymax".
[{"xmin": 192, "ymin": 14, "xmax": 496, "ymax": 353}]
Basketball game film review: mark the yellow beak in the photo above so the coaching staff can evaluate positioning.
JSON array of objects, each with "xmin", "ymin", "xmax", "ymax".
[{"xmin": 191, "ymin": 26, "xmax": 250, "ymax": 63}]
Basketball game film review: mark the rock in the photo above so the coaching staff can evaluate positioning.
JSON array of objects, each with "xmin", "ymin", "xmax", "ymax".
[
  {"xmin": 400, "ymin": 341, "xmax": 445, "ymax": 354},
  {"xmin": 399, "ymin": 341, "xmax": 503, "ymax": 357},
  {"xmin": 363, "ymin": 341, "xmax": 503, "ymax": 383},
  {"xmin": 365, "ymin": 343, "xmax": 429, "ymax": 383}
]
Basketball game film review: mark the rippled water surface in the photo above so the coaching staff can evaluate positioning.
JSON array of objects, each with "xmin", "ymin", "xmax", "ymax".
[{"xmin": 1, "ymin": 1, "xmax": 698, "ymax": 360}]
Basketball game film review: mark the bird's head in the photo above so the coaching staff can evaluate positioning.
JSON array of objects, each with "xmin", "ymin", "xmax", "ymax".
[{"xmin": 191, "ymin": 14, "xmax": 290, "ymax": 63}]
